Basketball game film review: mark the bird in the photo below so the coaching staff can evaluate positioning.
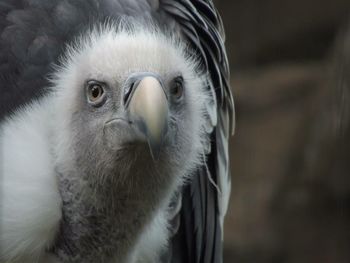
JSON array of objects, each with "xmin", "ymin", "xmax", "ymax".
[{"xmin": 0, "ymin": 1, "xmax": 234, "ymax": 263}]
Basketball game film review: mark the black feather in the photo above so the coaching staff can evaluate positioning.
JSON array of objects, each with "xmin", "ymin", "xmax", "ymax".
[{"xmin": 159, "ymin": 0, "xmax": 234, "ymax": 262}]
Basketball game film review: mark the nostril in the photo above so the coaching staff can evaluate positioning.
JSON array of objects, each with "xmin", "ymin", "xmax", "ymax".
[{"xmin": 123, "ymin": 81, "xmax": 135, "ymax": 106}]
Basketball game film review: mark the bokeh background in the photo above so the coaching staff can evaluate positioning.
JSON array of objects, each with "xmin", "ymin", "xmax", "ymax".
[{"xmin": 216, "ymin": 1, "xmax": 350, "ymax": 262}]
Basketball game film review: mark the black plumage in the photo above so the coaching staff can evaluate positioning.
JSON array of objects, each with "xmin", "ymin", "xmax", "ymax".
[{"xmin": 162, "ymin": 1, "xmax": 233, "ymax": 262}]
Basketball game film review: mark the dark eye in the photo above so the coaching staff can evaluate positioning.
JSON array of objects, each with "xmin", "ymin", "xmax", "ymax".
[
  {"xmin": 171, "ymin": 77, "xmax": 184, "ymax": 100},
  {"xmin": 86, "ymin": 81, "xmax": 106, "ymax": 106}
]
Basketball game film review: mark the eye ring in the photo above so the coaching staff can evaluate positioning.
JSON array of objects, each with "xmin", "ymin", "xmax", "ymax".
[
  {"xmin": 170, "ymin": 76, "xmax": 184, "ymax": 100},
  {"xmin": 86, "ymin": 81, "xmax": 107, "ymax": 106}
]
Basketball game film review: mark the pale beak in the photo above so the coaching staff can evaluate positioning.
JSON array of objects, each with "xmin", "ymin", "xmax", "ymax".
[{"xmin": 125, "ymin": 75, "xmax": 169, "ymax": 160}]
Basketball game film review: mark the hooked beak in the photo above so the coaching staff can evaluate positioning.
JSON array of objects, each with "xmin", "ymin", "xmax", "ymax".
[{"xmin": 125, "ymin": 75, "xmax": 169, "ymax": 160}]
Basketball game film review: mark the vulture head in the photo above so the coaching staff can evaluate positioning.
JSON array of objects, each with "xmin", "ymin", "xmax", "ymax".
[{"xmin": 53, "ymin": 25, "xmax": 210, "ymax": 195}]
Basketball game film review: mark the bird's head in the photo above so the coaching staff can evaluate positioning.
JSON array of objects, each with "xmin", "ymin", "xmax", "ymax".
[{"xmin": 52, "ymin": 24, "xmax": 213, "ymax": 195}]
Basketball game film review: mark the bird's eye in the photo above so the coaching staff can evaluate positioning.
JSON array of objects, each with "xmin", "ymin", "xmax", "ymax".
[
  {"xmin": 86, "ymin": 81, "xmax": 106, "ymax": 106},
  {"xmin": 171, "ymin": 77, "xmax": 184, "ymax": 100}
]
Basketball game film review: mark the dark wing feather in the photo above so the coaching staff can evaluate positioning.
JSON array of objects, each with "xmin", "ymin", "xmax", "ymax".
[{"xmin": 158, "ymin": 0, "xmax": 235, "ymax": 262}]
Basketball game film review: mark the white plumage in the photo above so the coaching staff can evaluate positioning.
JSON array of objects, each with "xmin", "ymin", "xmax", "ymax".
[{"xmin": 1, "ymin": 98, "xmax": 62, "ymax": 262}]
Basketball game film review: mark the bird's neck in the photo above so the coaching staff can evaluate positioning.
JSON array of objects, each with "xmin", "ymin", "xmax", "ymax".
[{"xmin": 51, "ymin": 159, "xmax": 173, "ymax": 263}]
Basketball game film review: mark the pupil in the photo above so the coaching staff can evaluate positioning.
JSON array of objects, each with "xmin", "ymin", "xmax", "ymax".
[
  {"xmin": 92, "ymin": 86, "xmax": 100, "ymax": 98},
  {"xmin": 175, "ymin": 83, "xmax": 181, "ymax": 96}
]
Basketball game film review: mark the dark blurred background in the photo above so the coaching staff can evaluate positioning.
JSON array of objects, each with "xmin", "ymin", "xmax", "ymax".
[{"xmin": 216, "ymin": 1, "xmax": 350, "ymax": 262}]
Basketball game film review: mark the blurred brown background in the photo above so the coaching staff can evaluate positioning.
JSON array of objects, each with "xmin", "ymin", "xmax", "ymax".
[{"xmin": 216, "ymin": 1, "xmax": 350, "ymax": 262}]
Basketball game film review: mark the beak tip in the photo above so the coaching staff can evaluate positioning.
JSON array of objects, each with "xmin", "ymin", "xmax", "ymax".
[{"xmin": 148, "ymin": 138, "xmax": 162, "ymax": 161}]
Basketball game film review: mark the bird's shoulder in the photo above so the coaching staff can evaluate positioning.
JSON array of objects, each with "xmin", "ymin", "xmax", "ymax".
[{"xmin": 0, "ymin": 99, "xmax": 62, "ymax": 262}]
